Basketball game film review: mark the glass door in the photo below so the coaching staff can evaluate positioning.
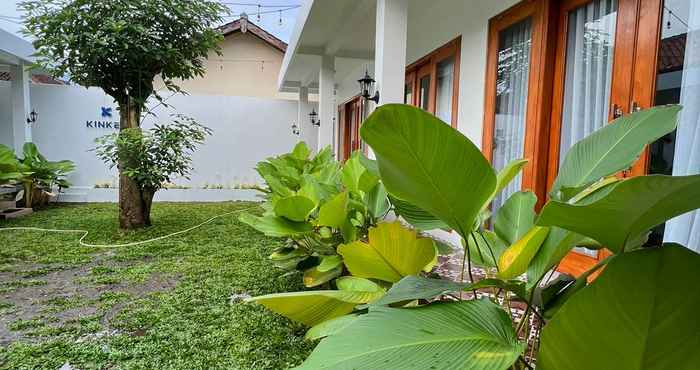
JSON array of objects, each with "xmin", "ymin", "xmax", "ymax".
[
  {"xmin": 550, "ymin": 0, "xmax": 641, "ymax": 276},
  {"xmin": 633, "ymin": 0, "xmax": 700, "ymax": 251}
]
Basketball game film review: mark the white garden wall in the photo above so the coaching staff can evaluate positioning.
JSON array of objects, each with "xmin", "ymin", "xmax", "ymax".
[{"xmin": 0, "ymin": 83, "xmax": 316, "ymax": 199}]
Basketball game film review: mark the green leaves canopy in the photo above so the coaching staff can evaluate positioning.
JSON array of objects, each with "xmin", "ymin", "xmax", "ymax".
[
  {"xmin": 551, "ymin": 105, "xmax": 681, "ymax": 199},
  {"xmin": 296, "ymin": 299, "xmax": 523, "ymax": 370},
  {"xmin": 538, "ymin": 244, "xmax": 700, "ymax": 370},
  {"xmin": 537, "ymin": 175, "xmax": 700, "ymax": 252},
  {"xmin": 361, "ymin": 104, "xmax": 496, "ymax": 236}
]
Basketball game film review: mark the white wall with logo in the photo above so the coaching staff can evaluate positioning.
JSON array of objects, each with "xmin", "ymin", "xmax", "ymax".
[{"xmin": 0, "ymin": 83, "xmax": 318, "ymax": 197}]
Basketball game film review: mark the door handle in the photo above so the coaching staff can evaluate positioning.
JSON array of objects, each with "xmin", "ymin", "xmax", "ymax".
[{"xmin": 612, "ymin": 104, "xmax": 624, "ymax": 119}]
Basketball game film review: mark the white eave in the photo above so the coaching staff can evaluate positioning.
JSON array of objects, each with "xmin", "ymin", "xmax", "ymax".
[
  {"xmin": 0, "ymin": 28, "xmax": 35, "ymax": 66},
  {"xmin": 277, "ymin": 0, "xmax": 376, "ymax": 93}
]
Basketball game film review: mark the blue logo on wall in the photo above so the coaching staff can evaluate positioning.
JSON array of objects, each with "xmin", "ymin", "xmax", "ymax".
[{"xmin": 101, "ymin": 107, "xmax": 113, "ymax": 118}]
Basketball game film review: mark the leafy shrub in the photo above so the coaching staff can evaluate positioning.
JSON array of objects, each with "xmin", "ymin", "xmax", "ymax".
[{"xmin": 251, "ymin": 104, "xmax": 700, "ymax": 370}]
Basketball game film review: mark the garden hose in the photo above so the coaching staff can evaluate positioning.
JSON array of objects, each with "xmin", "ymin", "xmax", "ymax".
[{"xmin": 0, "ymin": 206, "xmax": 256, "ymax": 248}]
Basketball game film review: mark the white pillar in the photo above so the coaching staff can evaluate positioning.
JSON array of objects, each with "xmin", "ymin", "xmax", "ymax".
[
  {"xmin": 317, "ymin": 55, "xmax": 336, "ymax": 153},
  {"xmin": 297, "ymin": 86, "xmax": 315, "ymax": 150},
  {"xmin": 374, "ymin": 0, "xmax": 408, "ymax": 105},
  {"xmin": 10, "ymin": 63, "xmax": 32, "ymax": 154}
]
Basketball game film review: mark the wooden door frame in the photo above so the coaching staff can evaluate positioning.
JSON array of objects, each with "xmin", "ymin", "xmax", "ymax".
[
  {"xmin": 338, "ymin": 95, "xmax": 363, "ymax": 161},
  {"xmin": 483, "ymin": 0, "xmax": 557, "ymax": 208},
  {"xmin": 405, "ymin": 37, "xmax": 461, "ymax": 128}
]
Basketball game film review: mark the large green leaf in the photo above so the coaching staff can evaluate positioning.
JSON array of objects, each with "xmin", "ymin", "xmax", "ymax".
[
  {"xmin": 291, "ymin": 141, "xmax": 311, "ymax": 160},
  {"xmin": 498, "ymin": 226, "xmax": 550, "ymax": 280},
  {"xmin": 526, "ymin": 227, "xmax": 585, "ymax": 289},
  {"xmin": 370, "ymin": 275, "xmax": 526, "ymax": 307},
  {"xmin": 494, "ymin": 191, "xmax": 537, "ymax": 245},
  {"xmin": 365, "ymin": 182, "xmax": 390, "ymax": 219},
  {"xmin": 305, "ymin": 314, "xmax": 359, "ymax": 341},
  {"xmin": 552, "ymin": 105, "xmax": 680, "ymax": 199},
  {"xmin": 361, "ymin": 104, "xmax": 496, "ymax": 236},
  {"xmin": 273, "ymin": 195, "xmax": 316, "ymax": 222},
  {"xmin": 246, "ymin": 287, "xmax": 384, "ymax": 327},
  {"xmin": 389, "ymin": 195, "xmax": 450, "ymax": 231},
  {"xmin": 337, "ymin": 222, "xmax": 437, "ymax": 283},
  {"xmin": 317, "ymin": 191, "xmax": 348, "ymax": 228},
  {"xmin": 296, "ymin": 299, "xmax": 523, "ymax": 370},
  {"xmin": 487, "ymin": 159, "xmax": 528, "ymax": 209},
  {"xmin": 538, "ymin": 244, "xmax": 700, "ymax": 370},
  {"xmin": 239, "ymin": 213, "xmax": 312, "ymax": 237},
  {"xmin": 537, "ymin": 174, "xmax": 700, "ymax": 252},
  {"xmin": 303, "ymin": 265, "xmax": 343, "ymax": 287}
]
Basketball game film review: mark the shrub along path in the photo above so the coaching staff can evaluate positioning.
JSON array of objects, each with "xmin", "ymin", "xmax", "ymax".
[{"xmin": 0, "ymin": 202, "xmax": 313, "ymax": 370}]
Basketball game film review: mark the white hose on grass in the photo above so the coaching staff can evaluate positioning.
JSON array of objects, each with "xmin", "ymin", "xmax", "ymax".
[{"xmin": 0, "ymin": 206, "xmax": 256, "ymax": 248}]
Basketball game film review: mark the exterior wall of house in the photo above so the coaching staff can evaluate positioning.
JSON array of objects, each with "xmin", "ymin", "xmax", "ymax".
[
  {"xmin": 0, "ymin": 83, "xmax": 315, "ymax": 190},
  {"xmin": 405, "ymin": 0, "xmax": 518, "ymax": 147},
  {"xmin": 0, "ymin": 81, "xmax": 12, "ymax": 148},
  {"xmin": 156, "ymin": 31, "xmax": 297, "ymax": 100}
]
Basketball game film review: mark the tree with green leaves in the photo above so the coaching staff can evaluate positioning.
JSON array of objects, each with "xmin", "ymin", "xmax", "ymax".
[{"xmin": 21, "ymin": 0, "xmax": 226, "ymax": 228}]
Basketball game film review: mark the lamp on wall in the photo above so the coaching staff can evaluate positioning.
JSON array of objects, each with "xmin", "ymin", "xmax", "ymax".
[
  {"xmin": 358, "ymin": 69, "xmax": 379, "ymax": 104},
  {"xmin": 309, "ymin": 108, "xmax": 320, "ymax": 127},
  {"xmin": 26, "ymin": 109, "xmax": 38, "ymax": 126},
  {"xmin": 291, "ymin": 122, "xmax": 300, "ymax": 136}
]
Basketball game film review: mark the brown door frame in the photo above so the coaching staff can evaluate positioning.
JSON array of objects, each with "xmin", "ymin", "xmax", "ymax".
[
  {"xmin": 482, "ymin": 0, "xmax": 557, "ymax": 207},
  {"xmin": 339, "ymin": 96, "xmax": 363, "ymax": 161}
]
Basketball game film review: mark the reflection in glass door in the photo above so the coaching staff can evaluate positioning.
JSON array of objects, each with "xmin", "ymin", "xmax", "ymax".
[
  {"xmin": 491, "ymin": 19, "xmax": 533, "ymax": 213},
  {"xmin": 647, "ymin": 0, "xmax": 700, "ymax": 250}
]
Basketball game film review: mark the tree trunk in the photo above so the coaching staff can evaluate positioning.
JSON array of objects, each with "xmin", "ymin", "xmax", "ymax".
[
  {"xmin": 118, "ymin": 98, "xmax": 147, "ymax": 229},
  {"xmin": 141, "ymin": 187, "xmax": 156, "ymax": 227}
]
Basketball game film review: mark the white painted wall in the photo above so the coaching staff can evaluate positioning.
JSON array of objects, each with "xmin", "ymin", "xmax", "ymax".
[
  {"xmin": 0, "ymin": 83, "xmax": 315, "ymax": 190},
  {"xmin": 0, "ymin": 81, "xmax": 11, "ymax": 148},
  {"xmin": 406, "ymin": 0, "xmax": 518, "ymax": 146}
]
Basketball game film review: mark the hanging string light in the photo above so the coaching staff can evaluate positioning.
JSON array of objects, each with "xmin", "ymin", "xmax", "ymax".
[
  {"xmin": 257, "ymin": 4, "xmax": 261, "ymax": 22},
  {"xmin": 278, "ymin": 10, "xmax": 283, "ymax": 26}
]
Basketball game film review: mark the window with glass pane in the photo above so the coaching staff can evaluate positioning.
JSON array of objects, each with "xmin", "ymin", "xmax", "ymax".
[
  {"xmin": 650, "ymin": 0, "xmax": 700, "ymax": 251},
  {"xmin": 491, "ymin": 18, "xmax": 533, "ymax": 213},
  {"xmin": 559, "ymin": 0, "xmax": 618, "ymax": 165},
  {"xmin": 560, "ymin": 0, "xmax": 618, "ymax": 257},
  {"xmin": 436, "ymin": 57, "xmax": 455, "ymax": 123},
  {"xmin": 419, "ymin": 76, "xmax": 430, "ymax": 110}
]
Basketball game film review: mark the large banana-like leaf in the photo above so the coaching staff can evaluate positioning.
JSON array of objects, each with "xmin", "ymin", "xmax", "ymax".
[
  {"xmin": 526, "ymin": 227, "xmax": 585, "ymax": 289},
  {"xmin": 389, "ymin": 195, "xmax": 450, "ymax": 231},
  {"xmin": 494, "ymin": 191, "xmax": 537, "ymax": 245},
  {"xmin": 246, "ymin": 281, "xmax": 385, "ymax": 327},
  {"xmin": 365, "ymin": 182, "xmax": 390, "ymax": 219},
  {"xmin": 337, "ymin": 222, "xmax": 437, "ymax": 283},
  {"xmin": 274, "ymin": 195, "xmax": 316, "ymax": 222},
  {"xmin": 538, "ymin": 244, "xmax": 700, "ymax": 370},
  {"xmin": 296, "ymin": 299, "xmax": 523, "ymax": 370},
  {"xmin": 305, "ymin": 314, "xmax": 359, "ymax": 341},
  {"xmin": 498, "ymin": 226, "xmax": 550, "ymax": 279},
  {"xmin": 551, "ymin": 105, "xmax": 680, "ymax": 199},
  {"xmin": 303, "ymin": 265, "xmax": 343, "ymax": 287},
  {"xmin": 239, "ymin": 213, "xmax": 312, "ymax": 237},
  {"xmin": 291, "ymin": 141, "xmax": 311, "ymax": 160},
  {"xmin": 361, "ymin": 104, "xmax": 496, "ymax": 237},
  {"xmin": 370, "ymin": 275, "xmax": 526, "ymax": 307},
  {"xmin": 537, "ymin": 174, "xmax": 700, "ymax": 252},
  {"xmin": 317, "ymin": 191, "xmax": 348, "ymax": 228}
]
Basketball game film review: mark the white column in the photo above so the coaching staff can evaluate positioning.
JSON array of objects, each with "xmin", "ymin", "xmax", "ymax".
[
  {"xmin": 297, "ymin": 86, "xmax": 314, "ymax": 150},
  {"xmin": 317, "ymin": 54, "xmax": 336, "ymax": 152},
  {"xmin": 374, "ymin": 0, "xmax": 408, "ymax": 105},
  {"xmin": 10, "ymin": 63, "xmax": 32, "ymax": 154}
]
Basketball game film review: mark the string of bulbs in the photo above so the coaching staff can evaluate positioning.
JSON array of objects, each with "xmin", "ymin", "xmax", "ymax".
[
  {"xmin": 663, "ymin": 4, "xmax": 689, "ymax": 30},
  {"xmin": 218, "ymin": 2, "xmax": 301, "ymax": 26}
]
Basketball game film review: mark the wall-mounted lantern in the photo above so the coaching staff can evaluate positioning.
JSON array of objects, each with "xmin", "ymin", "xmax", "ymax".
[
  {"xmin": 26, "ymin": 109, "xmax": 38, "ymax": 126},
  {"xmin": 358, "ymin": 69, "xmax": 379, "ymax": 104},
  {"xmin": 309, "ymin": 108, "xmax": 320, "ymax": 127},
  {"xmin": 291, "ymin": 122, "xmax": 300, "ymax": 136}
]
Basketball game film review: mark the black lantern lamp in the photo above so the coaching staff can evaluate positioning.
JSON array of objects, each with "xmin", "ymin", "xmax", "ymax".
[
  {"xmin": 291, "ymin": 122, "xmax": 300, "ymax": 136},
  {"xmin": 26, "ymin": 109, "xmax": 38, "ymax": 126},
  {"xmin": 309, "ymin": 108, "xmax": 320, "ymax": 127},
  {"xmin": 358, "ymin": 69, "xmax": 379, "ymax": 104}
]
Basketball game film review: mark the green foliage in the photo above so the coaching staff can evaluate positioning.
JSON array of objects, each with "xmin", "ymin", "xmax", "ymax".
[
  {"xmin": 20, "ymin": 0, "xmax": 226, "ymax": 107},
  {"xmin": 296, "ymin": 299, "xmax": 524, "ymax": 370},
  {"xmin": 361, "ymin": 104, "xmax": 497, "ymax": 235},
  {"xmin": 94, "ymin": 115, "xmax": 211, "ymax": 192},
  {"xmin": 538, "ymin": 244, "xmax": 700, "ymax": 370},
  {"xmin": 240, "ymin": 143, "xmax": 393, "ymax": 289},
  {"xmin": 0, "ymin": 144, "xmax": 22, "ymax": 185},
  {"xmin": 294, "ymin": 103, "xmax": 698, "ymax": 370}
]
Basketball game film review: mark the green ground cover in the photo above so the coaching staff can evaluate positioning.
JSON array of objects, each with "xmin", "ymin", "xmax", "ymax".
[{"xmin": 0, "ymin": 202, "xmax": 313, "ymax": 370}]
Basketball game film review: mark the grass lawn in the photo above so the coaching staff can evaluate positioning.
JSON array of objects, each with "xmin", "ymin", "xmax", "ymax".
[{"xmin": 0, "ymin": 202, "xmax": 314, "ymax": 370}]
